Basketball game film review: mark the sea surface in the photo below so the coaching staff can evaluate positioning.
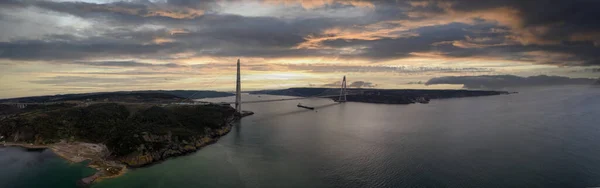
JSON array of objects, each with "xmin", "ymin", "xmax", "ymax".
[{"xmin": 1, "ymin": 86, "xmax": 599, "ymax": 188}]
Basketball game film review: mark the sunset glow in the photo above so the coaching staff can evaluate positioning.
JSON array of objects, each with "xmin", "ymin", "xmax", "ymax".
[{"xmin": 0, "ymin": 0, "xmax": 598, "ymax": 98}]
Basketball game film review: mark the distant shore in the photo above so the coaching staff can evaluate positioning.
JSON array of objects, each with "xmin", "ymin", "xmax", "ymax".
[{"xmin": 250, "ymin": 88, "xmax": 512, "ymax": 104}]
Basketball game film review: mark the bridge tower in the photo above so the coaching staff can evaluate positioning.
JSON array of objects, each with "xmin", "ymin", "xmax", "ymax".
[
  {"xmin": 338, "ymin": 76, "xmax": 347, "ymax": 102},
  {"xmin": 235, "ymin": 59, "xmax": 241, "ymax": 113}
]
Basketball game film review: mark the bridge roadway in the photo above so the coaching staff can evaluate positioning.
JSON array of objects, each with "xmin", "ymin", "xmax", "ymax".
[{"xmin": 220, "ymin": 95, "xmax": 344, "ymax": 104}]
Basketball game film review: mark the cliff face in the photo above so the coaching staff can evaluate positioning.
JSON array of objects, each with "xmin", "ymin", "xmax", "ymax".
[
  {"xmin": 119, "ymin": 125, "xmax": 232, "ymax": 167},
  {"xmin": 0, "ymin": 103, "xmax": 237, "ymax": 165}
]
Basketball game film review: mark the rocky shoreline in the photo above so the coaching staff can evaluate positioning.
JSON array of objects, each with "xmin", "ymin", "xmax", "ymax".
[
  {"xmin": 1, "ymin": 124, "xmax": 234, "ymax": 186},
  {"xmin": 118, "ymin": 124, "xmax": 233, "ymax": 167},
  {"xmin": 1, "ymin": 142, "xmax": 49, "ymax": 149}
]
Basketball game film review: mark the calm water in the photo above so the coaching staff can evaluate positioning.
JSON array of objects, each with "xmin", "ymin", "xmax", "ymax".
[
  {"xmin": 2, "ymin": 86, "xmax": 599, "ymax": 188},
  {"xmin": 0, "ymin": 147, "xmax": 95, "ymax": 188}
]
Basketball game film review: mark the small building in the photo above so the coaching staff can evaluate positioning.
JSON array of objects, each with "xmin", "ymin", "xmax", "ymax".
[{"xmin": 16, "ymin": 103, "xmax": 27, "ymax": 109}]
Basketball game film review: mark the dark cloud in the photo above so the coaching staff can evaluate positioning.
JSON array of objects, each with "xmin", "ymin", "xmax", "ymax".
[
  {"xmin": 171, "ymin": 15, "xmax": 310, "ymax": 48},
  {"xmin": 428, "ymin": 0, "xmax": 600, "ymax": 65},
  {"xmin": 29, "ymin": 76, "xmax": 178, "ymax": 87},
  {"xmin": 7, "ymin": 0, "xmax": 215, "ymax": 21},
  {"xmin": 285, "ymin": 64, "xmax": 494, "ymax": 73},
  {"xmin": 165, "ymin": 0, "xmax": 219, "ymax": 9},
  {"xmin": 407, "ymin": 81, "xmax": 424, "ymax": 85},
  {"xmin": 348, "ymin": 81, "xmax": 376, "ymax": 88},
  {"xmin": 0, "ymin": 10, "xmax": 356, "ymax": 60},
  {"xmin": 449, "ymin": 0, "xmax": 600, "ymax": 39},
  {"xmin": 425, "ymin": 75, "xmax": 598, "ymax": 89},
  {"xmin": 584, "ymin": 68, "xmax": 600, "ymax": 73},
  {"xmin": 73, "ymin": 60, "xmax": 182, "ymax": 68},
  {"xmin": 322, "ymin": 81, "xmax": 342, "ymax": 87},
  {"xmin": 0, "ymin": 38, "xmax": 184, "ymax": 61},
  {"xmin": 359, "ymin": 23, "xmax": 475, "ymax": 59},
  {"xmin": 308, "ymin": 0, "xmax": 600, "ymax": 65}
]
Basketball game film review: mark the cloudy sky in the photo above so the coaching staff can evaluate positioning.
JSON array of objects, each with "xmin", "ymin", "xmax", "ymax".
[{"xmin": 1, "ymin": 0, "xmax": 599, "ymax": 98}]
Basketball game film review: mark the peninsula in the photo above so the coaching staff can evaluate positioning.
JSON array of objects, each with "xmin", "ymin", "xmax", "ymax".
[{"xmin": 0, "ymin": 91, "xmax": 240, "ymax": 186}]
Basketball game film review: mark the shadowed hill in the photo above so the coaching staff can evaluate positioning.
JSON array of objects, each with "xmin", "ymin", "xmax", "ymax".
[
  {"xmin": 0, "ymin": 103, "xmax": 236, "ymax": 166},
  {"xmin": 425, "ymin": 75, "xmax": 598, "ymax": 89},
  {"xmin": 0, "ymin": 90, "xmax": 234, "ymax": 103}
]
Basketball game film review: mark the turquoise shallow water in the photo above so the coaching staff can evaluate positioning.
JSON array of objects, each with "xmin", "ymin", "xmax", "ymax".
[
  {"xmin": 2, "ymin": 86, "xmax": 600, "ymax": 188},
  {"xmin": 0, "ymin": 147, "xmax": 95, "ymax": 188}
]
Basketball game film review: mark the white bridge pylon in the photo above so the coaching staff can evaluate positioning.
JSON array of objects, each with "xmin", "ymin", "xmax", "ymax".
[{"xmin": 235, "ymin": 59, "xmax": 242, "ymax": 113}]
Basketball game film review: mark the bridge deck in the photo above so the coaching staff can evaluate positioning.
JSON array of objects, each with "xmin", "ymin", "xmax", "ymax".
[{"xmin": 221, "ymin": 95, "xmax": 342, "ymax": 104}]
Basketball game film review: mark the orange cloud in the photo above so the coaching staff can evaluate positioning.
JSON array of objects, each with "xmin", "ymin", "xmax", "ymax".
[
  {"xmin": 296, "ymin": 23, "xmax": 419, "ymax": 49},
  {"xmin": 569, "ymin": 32, "xmax": 600, "ymax": 46},
  {"xmin": 408, "ymin": 1, "xmax": 430, "ymax": 7},
  {"xmin": 145, "ymin": 8, "xmax": 204, "ymax": 19},
  {"xmin": 169, "ymin": 28, "xmax": 190, "ymax": 35},
  {"xmin": 151, "ymin": 37, "xmax": 175, "ymax": 44},
  {"xmin": 84, "ymin": 4, "xmax": 204, "ymax": 19},
  {"xmin": 521, "ymin": 51, "xmax": 581, "ymax": 66},
  {"xmin": 433, "ymin": 36, "xmax": 516, "ymax": 49},
  {"xmin": 262, "ymin": 0, "xmax": 374, "ymax": 9},
  {"xmin": 295, "ymin": 4, "xmax": 525, "ymax": 50}
]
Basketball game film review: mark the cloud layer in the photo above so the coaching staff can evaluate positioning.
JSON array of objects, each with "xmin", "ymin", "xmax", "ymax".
[
  {"xmin": 1, "ymin": 0, "xmax": 599, "ymax": 65},
  {"xmin": 1, "ymin": 0, "xmax": 600, "ymax": 98}
]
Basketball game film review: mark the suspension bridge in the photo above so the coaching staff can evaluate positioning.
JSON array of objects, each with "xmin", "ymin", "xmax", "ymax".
[
  {"xmin": 1, "ymin": 59, "xmax": 351, "ymax": 112},
  {"xmin": 230, "ymin": 59, "xmax": 349, "ymax": 113}
]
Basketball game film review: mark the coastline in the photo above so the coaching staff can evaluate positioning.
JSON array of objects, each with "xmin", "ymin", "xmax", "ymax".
[
  {"xmin": 1, "ymin": 142, "xmax": 49, "ymax": 149},
  {"xmin": 118, "ymin": 123, "xmax": 233, "ymax": 167},
  {"xmin": 1, "ymin": 122, "xmax": 236, "ymax": 186}
]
